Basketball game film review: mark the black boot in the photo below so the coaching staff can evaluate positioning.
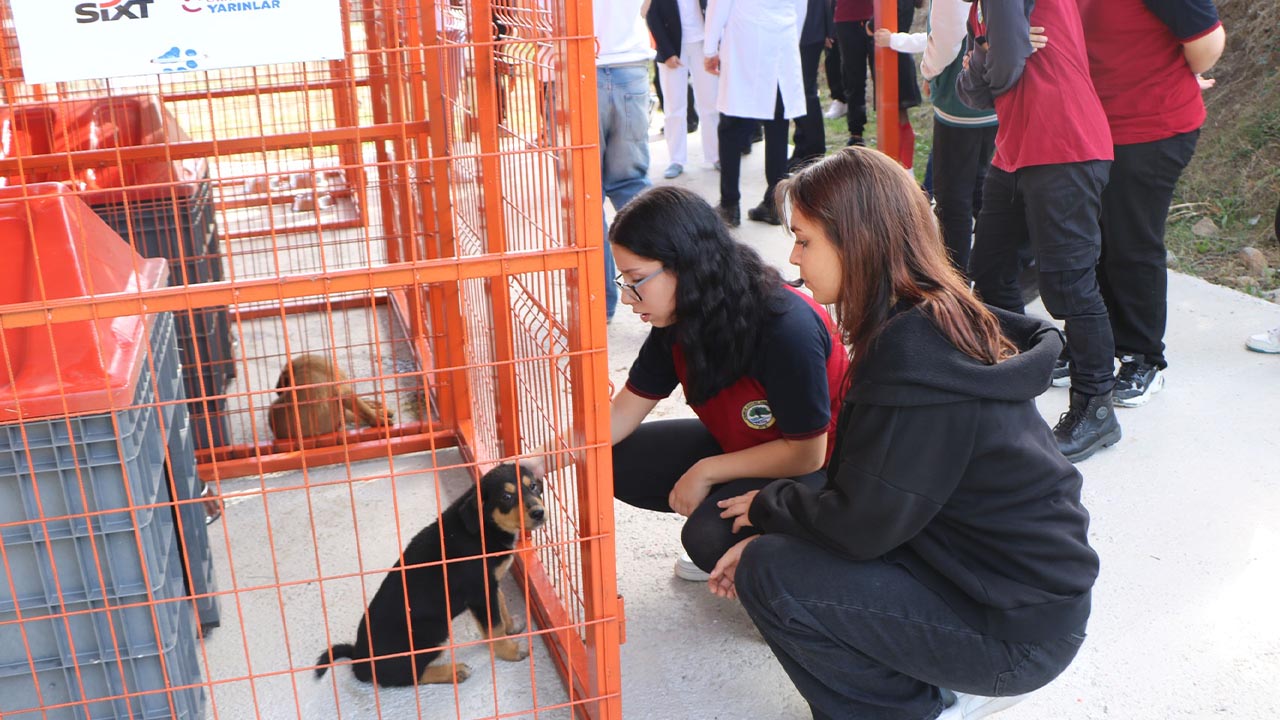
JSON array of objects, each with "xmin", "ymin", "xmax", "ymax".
[
  {"xmin": 1053, "ymin": 390, "xmax": 1122, "ymax": 463},
  {"xmin": 717, "ymin": 203, "xmax": 741, "ymax": 228},
  {"xmin": 747, "ymin": 201, "xmax": 781, "ymax": 225}
]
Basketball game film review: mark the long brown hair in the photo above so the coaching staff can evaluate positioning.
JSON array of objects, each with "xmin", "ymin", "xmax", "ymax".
[{"xmin": 778, "ymin": 147, "xmax": 1016, "ymax": 384}]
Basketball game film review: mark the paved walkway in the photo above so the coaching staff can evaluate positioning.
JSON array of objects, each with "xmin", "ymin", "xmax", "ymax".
[{"xmin": 605, "ymin": 130, "xmax": 1280, "ymax": 719}]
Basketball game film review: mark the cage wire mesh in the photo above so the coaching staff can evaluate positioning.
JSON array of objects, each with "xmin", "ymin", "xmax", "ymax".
[{"xmin": 0, "ymin": 0, "xmax": 618, "ymax": 718}]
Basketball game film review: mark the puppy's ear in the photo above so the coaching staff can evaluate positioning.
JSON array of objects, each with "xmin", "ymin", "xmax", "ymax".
[
  {"xmin": 521, "ymin": 457, "xmax": 547, "ymax": 481},
  {"xmin": 459, "ymin": 486, "xmax": 483, "ymax": 535}
]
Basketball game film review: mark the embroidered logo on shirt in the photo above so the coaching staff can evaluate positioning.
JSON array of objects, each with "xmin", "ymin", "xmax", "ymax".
[{"xmin": 741, "ymin": 400, "xmax": 776, "ymax": 430}]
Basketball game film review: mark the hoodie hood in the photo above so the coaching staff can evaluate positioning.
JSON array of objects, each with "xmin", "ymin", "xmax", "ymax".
[{"xmin": 850, "ymin": 305, "xmax": 1064, "ymax": 406}]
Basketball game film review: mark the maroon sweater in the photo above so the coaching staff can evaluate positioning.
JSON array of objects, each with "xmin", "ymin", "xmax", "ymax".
[{"xmin": 957, "ymin": 0, "xmax": 1113, "ymax": 171}]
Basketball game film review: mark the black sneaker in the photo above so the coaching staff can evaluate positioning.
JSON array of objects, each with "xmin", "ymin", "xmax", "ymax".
[
  {"xmin": 747, "ymin": 202, "xmax": 781, "ymax": 226},
  {"xmin": 717, "ymin": 203, "xmax": 741, "ymax": 228},
  {"xmin": 1053, "ymin": 390, "xmax": 1122, "ymax": 463},
  {"xmin": 1113, "ymin": 355, "xmax": 1164, "ymax": 408},
  {"xmin": 1051, "ymin": 358, "xmax": 1071, "ymax": 388}
]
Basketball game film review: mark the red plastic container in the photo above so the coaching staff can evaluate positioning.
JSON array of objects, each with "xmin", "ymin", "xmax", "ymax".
[
  {"xmin": 0, "ymin": 183, "xmax": 167, "ymax": 421},
  {"xmin": 0, "ymin": 96, "xmax": 208, "ymax": 205}
]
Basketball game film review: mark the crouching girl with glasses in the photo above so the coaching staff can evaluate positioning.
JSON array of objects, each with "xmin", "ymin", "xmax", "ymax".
[{"xmin": 608, "ymin": 185, "xmax": 848, "ymax": 582}]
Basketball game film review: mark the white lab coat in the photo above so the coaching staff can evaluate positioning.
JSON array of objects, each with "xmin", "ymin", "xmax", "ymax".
[{"xmin": 703, "ymin": 0, "xmax": 808, "ymax": 119}]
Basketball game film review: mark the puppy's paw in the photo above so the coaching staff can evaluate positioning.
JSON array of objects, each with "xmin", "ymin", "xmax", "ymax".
[
  {"xmin": 494, "ymin": 639, "xmax": 528, "ymax": 662},
  {"xmin": 366, "ymin": 399, "xmax": 395, "ymax": 426},
  {"xmin": 455, "ymin": 663, "xmax": 472, "ymax": 683}
]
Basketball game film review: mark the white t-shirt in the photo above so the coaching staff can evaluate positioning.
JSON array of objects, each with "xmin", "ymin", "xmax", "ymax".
[
  {"xmin": 594, "ymin": 0, "xmax": 655, "ymax": 66},
  {"xmin": 676, "ymin": 0, "xmax": 705, "ymax": 44}
]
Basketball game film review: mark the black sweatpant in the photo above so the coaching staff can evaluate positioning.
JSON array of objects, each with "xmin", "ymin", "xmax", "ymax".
[
  {"xmin": 791, "ymin": 41, "xmax": 828, "ymax": 166},
  {"xmin": 612, "ymin": 418, "xmax": 825, "ymax": 573},
  {"xmin": 718, "ymin": 91, "xmax": 790, "ymax": 209},
  {"xmin": 833, "ymin": 19, "xmax": 873, "ymax": 141},
  {"xmin": 1097, "ymin": 130, "xmax": 1199, "ymax": 370},
  {"xmin": 932, "ymin": 119, "xmax": 997, "ymax": 273},
  {"xmin": 969, "ymin": 161, "xmax": 1116, "ymax": 397},
  {"xmin": 825, "ymin": 40, "xmax": 845, "ymax": 103}
]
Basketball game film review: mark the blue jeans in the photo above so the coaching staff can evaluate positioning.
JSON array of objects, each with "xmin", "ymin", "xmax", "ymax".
[
  {"xmin": 597, "ymin": 63, "xmax": 652, "ymax": 319},
  {"xmin": 736, "ymin": 535, "xmax": 1087, "ymax": 720}
]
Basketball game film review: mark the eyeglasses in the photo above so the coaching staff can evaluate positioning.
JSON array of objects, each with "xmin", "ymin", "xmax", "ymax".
[{"xmin": 614, "ymin": 267, "xmax": 664, "ymax": 302}]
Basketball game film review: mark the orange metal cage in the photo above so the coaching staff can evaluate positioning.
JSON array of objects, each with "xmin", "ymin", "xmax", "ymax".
[{"xmin": 0, "ymin": 0, "xmax": 619, "ymax": 718}]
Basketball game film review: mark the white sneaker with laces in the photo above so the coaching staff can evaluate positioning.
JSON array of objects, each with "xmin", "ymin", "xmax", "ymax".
[
  {"xmin": 1245, "ymin": 326, "xmax": 1280, "ymax": 354},
  {"xmin": 674, "ymin": 552, "xmax": 711, "ymax": 582},
  {"xmin": 937, "ymin": 692, "xmax": 1029, "ymax": 719},
  {"xmin": 823, "ymin": 100, "xmax": 848, "ymax": 119}
]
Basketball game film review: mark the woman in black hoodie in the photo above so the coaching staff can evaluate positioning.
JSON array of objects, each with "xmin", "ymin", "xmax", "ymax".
[{"xmin": 711, "ymin": 147, "xmax": 1099, "ymax": 720}]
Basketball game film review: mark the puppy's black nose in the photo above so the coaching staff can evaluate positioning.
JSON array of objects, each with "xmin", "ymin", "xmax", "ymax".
[{"xmin": 529, "ymin": 507, "xmax": 545, "ymax": 522}]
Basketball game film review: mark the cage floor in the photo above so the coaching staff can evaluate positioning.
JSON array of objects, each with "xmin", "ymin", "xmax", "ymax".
[{"xmin": 197, "ymin": 449, "xmax": 573, "ymax": 720}]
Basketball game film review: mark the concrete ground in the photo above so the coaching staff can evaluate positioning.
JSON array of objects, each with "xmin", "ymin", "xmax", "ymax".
[{"xmin": 602, "ymin": 130, "xmax": 1280, "ymax": 719}]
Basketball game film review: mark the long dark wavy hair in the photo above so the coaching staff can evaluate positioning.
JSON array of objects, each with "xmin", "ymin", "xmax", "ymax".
[
  {"xmin": 609, "ymin": 186, "xmax": 783, "ymax": 404},
  {"xmin": 777, "ymin": 147, "xmax": 1016, "ymax": 385}
]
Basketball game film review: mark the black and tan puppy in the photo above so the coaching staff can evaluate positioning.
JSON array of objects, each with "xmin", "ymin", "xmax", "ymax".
[
  {"xmin": 314, "ymin": 462, "xmax": 546, "ymax": 686},
  {"xmin": 269, "ymin": 353, "xmax": 393, "ymax": 440}
]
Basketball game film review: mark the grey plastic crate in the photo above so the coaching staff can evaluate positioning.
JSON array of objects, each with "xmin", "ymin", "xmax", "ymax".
[
  {"xmin": 0, "ymin": 600, "xmax": 205, "ymax": 720},
  {"xmin": 0, "ymin": 315, "xmax": 179, "ymax": 544},
  {"xmin": 0, "ymin": 528, "xmax": 184, "ymax": 678},
  {"xmin": 0, "ymin": 485, "xmax": 177, "ymax": 614}
]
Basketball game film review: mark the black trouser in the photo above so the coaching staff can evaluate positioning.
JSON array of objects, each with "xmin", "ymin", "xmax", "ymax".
[
  {"xmin": 737, "ymin": 535, "xmax": 1088, "ymax": 720},
  {"xmin": 791, "ymin": 42, "xmax": 827, "ymax": 166},
  {"xmin": 970, "ymin": 161, "xmax": 1116, "ymax": 397},
  {"xmin": 825, "ymin": 39, "xmax": 845, "ymax": 103},
  {"xmin": 612, "ymin": 418, "xmax": 826, "ymax": 573},
  {"xmin": 1097, "ymin": 130, "xmax": 1199, "ymax": 370},
  {"xmin": 718, "ymin": 91, "xmax": 790, "ymax": 209},
  {"xmin": 933, "ymin": 119, "xmax": 997, "ymax": 273},
  {"xmin": 834, "ymin": 19, "xmax": 873, "ymax": 141}
]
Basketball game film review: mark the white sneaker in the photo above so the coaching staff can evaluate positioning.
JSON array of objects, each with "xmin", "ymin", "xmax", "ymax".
[
  {"xmin": 1245, "ymin": 326, "xmax": 1280, "ymax": 354},
  {"xmin": 823, "ymin": 100, "xmax": 848, "ymax": 119},
  {"xmin": 663, "ymin": 163, "xmax": 683, "ymax": 179},
  {"xmin": 674, "ymin": 552, "xmax": 711, "ymax": 582},
  {"xmin": 937, "ymin": 692, "xmax": 1029, "ymax": 719}
]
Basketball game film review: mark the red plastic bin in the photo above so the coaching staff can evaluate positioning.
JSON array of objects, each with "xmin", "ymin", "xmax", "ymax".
[
  {"xmin": 0, "ymin": 183, "xmax": 167, "ymax": 421},
  {"xmin": 0, "ymin": 96, "xmax": 208, "ymax": 206}
]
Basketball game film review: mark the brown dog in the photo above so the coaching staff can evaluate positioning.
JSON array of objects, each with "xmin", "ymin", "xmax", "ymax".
[{"xmin": 268, "ymin": 354, "xmax": 393, "ymax": 439}]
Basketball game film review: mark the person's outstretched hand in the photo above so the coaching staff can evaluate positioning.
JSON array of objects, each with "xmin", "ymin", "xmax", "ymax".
[{"xmin": 709, "ymin": 535, "xmax": 758, "ymax": 599}]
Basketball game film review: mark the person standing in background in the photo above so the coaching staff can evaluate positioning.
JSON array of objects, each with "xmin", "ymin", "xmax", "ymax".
[
  {"xmin": 1079, "ymin": 0, "xmax": 1225, "ymax": 408},
  {"xmin": 959, "ymin": 0, "xmax": 1121, "ymax": 463},
  {"xmin": 596, "ymin": 0, "xmax": 655, "ymax": 323},
  {"xmin": 789, "ymin": 0, "xmax": 834, "ymax": 170},
  {"xmin": 649, "ymin": 0, "xmax": 721, "ymax": 179},
  {"xmin": 704, "ymin": 0, "xmax": 808, "ymax": 227},
  {"xmin": 832, "ymin": 0, "xmax": 874, "ymax": 146}
]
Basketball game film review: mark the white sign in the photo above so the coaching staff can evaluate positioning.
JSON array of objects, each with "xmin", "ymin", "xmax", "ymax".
[{"xmin": 9, "ymin": 0, "xmax": 345, "ymax": 85}]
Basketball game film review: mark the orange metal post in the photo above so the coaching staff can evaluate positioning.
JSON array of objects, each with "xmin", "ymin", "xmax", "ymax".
[
  {"xmin": 559, "ymin": 0, "xmax": 625, "ymax": 717},
  {"xmin": 875, "ymin": 0, "xmax": 902, "ymax": 164},
  {"xmin": 469, "ymin": 0, "xmax": 524, "ymax": 460}
]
